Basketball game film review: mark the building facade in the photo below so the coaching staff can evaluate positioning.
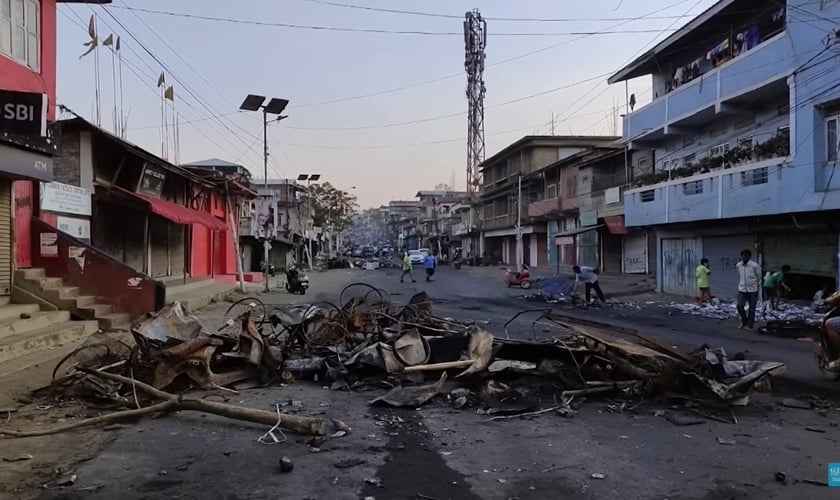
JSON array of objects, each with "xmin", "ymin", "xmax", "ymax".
[
  {"xmin": 478, "ymin": 135, "xmax": 619, "ymax": 266},
  {"xmin": 610, "ymin": 0, "xmax": 840, "ymax": 300},
  {"xmin": 0, "ymin": 0, "xmax": 110, "ymax": 297}
]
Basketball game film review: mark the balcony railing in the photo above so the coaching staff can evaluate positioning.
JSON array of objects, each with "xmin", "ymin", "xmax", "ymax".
[
  {"xmin": 632, "ymin": 129, "xmax": 790, "ymax": 188},
  {"xmin": 482, "ymin": 214, "xmax": 517, "ymax": 231},
  {"xmin": 528, "ymin": 197, "xmax": 577, "ymax": 218}
]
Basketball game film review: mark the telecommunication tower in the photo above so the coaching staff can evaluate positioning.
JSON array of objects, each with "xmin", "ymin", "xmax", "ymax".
[{"xmin": 464, "ymin": 9, "xmax": 487, "ymax": 196}]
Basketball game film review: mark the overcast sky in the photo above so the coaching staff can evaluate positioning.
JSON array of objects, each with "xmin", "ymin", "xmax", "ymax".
[{"xmin": 55, "ymin": 0, "xmax": 716, "ymax": 208}]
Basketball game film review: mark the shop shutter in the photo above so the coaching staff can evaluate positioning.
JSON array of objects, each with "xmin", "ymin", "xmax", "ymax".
[
  {"xmin": 150, "ymin": 216, "xmax": 169, "ymax": 277},
  {"xmin": 0, "ymin": 179, "xmax": 12, "ymax": 296},
  {"xmin": 661, "ymin": 237, "xmax": 702, "ymax": 297},
  {"xmin": 169, "ymin": 223, "xmax": 186, "ymax": 278},
  {"xmin": 623, "ymin": 231, "xmax": 647, "ymax": 274},
  {"xmin": 93, "ymin": 200, "xmax": 125, "ymax": 263},
  {"xmin": 578, "ymin": 230, "xmax": 599, "ymax": 268},
  {"xmin": 762, "ymin": 232, "xmax": 837, "ymax": 278},
  {"xmin": 602, "ymin": 232, "xmax": 623, "ymax": 273},
  {"xmin": 123, "ymin": 208, "xmax": 146, "ymax": 272},
  {"xmin": 703, "ymin": 235, "xmax": 756, "ymax": 301}
]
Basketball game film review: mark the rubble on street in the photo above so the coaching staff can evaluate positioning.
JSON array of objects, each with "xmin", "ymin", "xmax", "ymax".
[
  {"xmin": 0, "ymin": 282, "xmax": 786, "ymax": 444},
  {"xmin": 665, "ymin": 300, "xmax": 825, "ymax": 326}
]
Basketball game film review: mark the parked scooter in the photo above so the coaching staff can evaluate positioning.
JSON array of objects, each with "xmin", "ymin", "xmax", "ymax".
[
  {"xmin": 504, "ymin": 264, "xmax": 532, "ymax": 289},
  {"xmin": 285, "ymin": 264, "xmax": 310, "ymax": 295},
  {"xmin": 814, "ymin": 291, "xmax": 840, "ymax": 378},
  {"xmin": 452, "ymin": 249, "xmax": 463, "ymax": 269},
  {"xmin": 261, "ymin": 261, "xmax": 276, "ymax": 277}
]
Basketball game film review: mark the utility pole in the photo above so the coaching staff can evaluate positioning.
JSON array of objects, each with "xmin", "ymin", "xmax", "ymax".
[
  {"xmin": 239, "ymin": 94, "xmax": 289, "ymax": 293},
  {"xmin": 515, "ymin": 174, "xmax": 523, "ymax": 269},
  {"xmin": 298, "ymin": 174, "xmax": 321, "ymax": 271},
  {"xmin": 464, "ymin": 9, "xmax": 487, "ymax": 258}
]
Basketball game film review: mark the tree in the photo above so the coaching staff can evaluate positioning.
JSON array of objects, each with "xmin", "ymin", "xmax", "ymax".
[{"xmin": 301, "ymin": 182, "xmax": 359, "ymax": 230}]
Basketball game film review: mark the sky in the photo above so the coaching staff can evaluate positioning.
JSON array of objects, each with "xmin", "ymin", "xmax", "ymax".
[{"xmin": 55, "ymin": 0, "xmax": 718, "ymax": 209}]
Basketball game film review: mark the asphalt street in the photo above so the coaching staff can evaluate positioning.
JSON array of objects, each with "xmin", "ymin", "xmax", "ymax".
[{"xmin": 35, "ymin": 265, "xmax": 840, "ymax": 500}]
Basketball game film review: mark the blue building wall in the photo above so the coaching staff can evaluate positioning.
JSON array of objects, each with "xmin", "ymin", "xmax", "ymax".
[{"xmin": 621, "ymin": 0, "xmax": 840, "ymax": 226}]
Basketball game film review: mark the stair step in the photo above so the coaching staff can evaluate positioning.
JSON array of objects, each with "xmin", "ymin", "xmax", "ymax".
[
  {"xmin": 74, "ymin": 295, "xmax": 97, "ymax": 308},
  {"xmin": 36, "ymin": 277, "xmax": 64, "ymax": 289},
  {"xmin": 15, "ymin": 268, "xmax": 45, "ymax": 281},
  {"xmin": 0, "ymin": 310, "xmax": 71, "ymax": 340},
  {"xmin": 0, "ymin": 320, "xmax": 99, "ymax": 365},
  {"xmin": 79, "ymin": 303, "xmax": 113, "ymax": 318},
  {"xmin": 98, "ymin": 313, "xmax": 131, "ymax": 330},
  {"xmin": 0, "ymin": 296, "xmax": 9, "ymax": 307},
  {"xmin": 0, "ymin": 304, "xmax": 41, "ymax": 322}
]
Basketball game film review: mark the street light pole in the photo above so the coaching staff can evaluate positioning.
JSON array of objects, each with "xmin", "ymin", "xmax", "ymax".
[
  {"xmin": 240, "ymin": 94, "xmax": 289, "ymax": 293},
  {"xmin": 297, "ymin": 173, "xmax": 321, "ymax": 271}
]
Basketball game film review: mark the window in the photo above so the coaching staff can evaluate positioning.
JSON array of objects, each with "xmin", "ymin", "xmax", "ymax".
[
  {"xmin": 737, "ymin": 137, "xmax": 754, "ymax": 149},
  {"xmin": 682, "ymin": 180, "xmax": 703, "ymax": 195},
  {"xmin": 741, "ymin": 167, "xmax": 769, "ymax": 186},
  {"xmin": 546, "ymin": 183, "xmax": 557, "ymax": 199},
  {"xmin": 0, "ymin": 0, "xmax": 38, "ymax": 70},
  {"xmin": 826, "ymin": 115, "xmax": 839, "ymax": 162},
  {"xmin": 639, "ymin": 190, "xmax": 655, "ymax": 203},
  {"xmin": 683, "ymin": 153, "xmax": 697, "ymax": 165},
  {"xmin": 709, "ymin": 143, "xmax": 730, "ymax": 157},
  {"xmin": 636, "ymin": 157, "xmax": 649, "ymax": 171}
]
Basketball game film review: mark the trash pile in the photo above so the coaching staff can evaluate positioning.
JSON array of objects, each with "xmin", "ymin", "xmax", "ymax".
[
  {"xmin": 0, "ymin": 282, "xmax": 786, "ymax": 441},
  {"xmin": 666, "ymin": 300, "xmax": 824, "ymax": 326}
]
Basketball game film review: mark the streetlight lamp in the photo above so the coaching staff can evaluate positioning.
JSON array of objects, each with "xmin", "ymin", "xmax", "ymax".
[
  {"xmin": 298, "ymin": 173, "xmax": 321, "ymax": 271},
  {"xmin": 240, "ymin": 94, "xmax": 289, "ymax": 293}
]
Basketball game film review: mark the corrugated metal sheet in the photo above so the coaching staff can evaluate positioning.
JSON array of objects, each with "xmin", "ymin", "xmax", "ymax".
[
  {"xmin": 661, "ymin": 237, "xmax": 702, "ymax": 297},
  {"xmin": 762, "ymin": 232, "xmax": 837, "ymax": 278},
  {"xmin": 93, "ymin": 200, "xmax": 124, "ymax": 263},
  {"xmin": 623, "ymin": 231, "xmax": 647, "ymax": 274},
  {"xmin": 170, "ymin": 223, "xmax": 186, "ymax": 277},
  {"xmin": 123, "ymin": 208, "xmax": 145, "ymax": 272},
  {"xmin": 150, "ymin": 216, "xmax": 169, "ymax": 278},
  {"xmin": 578, "ymin": 229, "xmax": 598, "ymax": 268},
  {"xmin": 703, "ymin": 235, "xmax": 756, "ymax": 301},
  {"xmin": 0, "ymin": 179, "xmax": 11, "ymax": 295}
]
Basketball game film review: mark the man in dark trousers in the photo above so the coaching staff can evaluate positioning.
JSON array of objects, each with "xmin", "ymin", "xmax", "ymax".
[
  {"xmin": 423, "ymin": 252, "xmax": 437, "ymax": 282},
  {"xmin": 736, "ymin": 249, "xmax": 762, "ymax": 330},
  {"xmin": 573, "ymin": 265, "xmax": 605, "ymax": 303}
]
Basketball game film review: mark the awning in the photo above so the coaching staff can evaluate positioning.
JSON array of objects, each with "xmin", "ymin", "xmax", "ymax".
[
  {"xmin": 604, "ymin": 215, "xmax": 628, "ymax": 235},
  {"xmin": 115, "ymin": 187, "xmax": 226, "ymax": 231}
]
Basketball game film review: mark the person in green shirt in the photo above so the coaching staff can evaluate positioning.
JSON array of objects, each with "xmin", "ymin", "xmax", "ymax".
[
  {"xmin": 400, "ymin": 251, "xmax": 416, "ymax": 283},
  {"xmin": 696, "ymin": 258, "xmax": 711, "ymax": 304},
  {"xmin": 763, "ymin": 264, "xmax": 791, "ymax": 310}
]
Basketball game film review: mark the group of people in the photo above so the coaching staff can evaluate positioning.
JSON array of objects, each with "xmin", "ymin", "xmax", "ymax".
[
  {"xmin": 399, "ymin": 250, "xmax": 437, "ymax": 283},
  {"xmin": 695, "ymin": 249, "xmax": 794, "ymax": 330}
]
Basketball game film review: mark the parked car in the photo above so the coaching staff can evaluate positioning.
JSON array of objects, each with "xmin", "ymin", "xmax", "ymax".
[{"xmin": 408, "ymin": 250, "xmax": 424, "ymax": 265}]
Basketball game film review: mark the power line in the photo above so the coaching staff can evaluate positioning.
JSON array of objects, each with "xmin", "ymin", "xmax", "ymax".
[
  {"xmin": 105, "ymin": 5, "xmax": 687, "ymax": 37},
  {"xmin": 300, "ymin": 0, "xmax": 706, "ymax": 22}
]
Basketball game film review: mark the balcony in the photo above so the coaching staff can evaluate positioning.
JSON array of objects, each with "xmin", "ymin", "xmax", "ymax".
[
  {"xmin": 528, "ymin": 197, "xmax": 577, "ymax": 219},
  {"xmin": 482, "ymin": 214, "xmax": 517, "ymax": 231},
  {"xmin": 625, "ymin": 32, "xmax": 790, "ymax": 141}
]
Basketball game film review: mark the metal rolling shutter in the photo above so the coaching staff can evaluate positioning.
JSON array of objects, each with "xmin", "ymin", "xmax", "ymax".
[
  {"xmin": 578, "ymin": 230, "xmax": 598, "ymax": 268},
  {"xmin": 169, "ymin": 223, "xmax": 186, "ymax": 277},
  {"xmin": 703, "ymin": 235, "xmax": 756, "ymax": 302},
  {"xmin": 150, "ymin": 216, "xmax": 169, "ymax": 277},
  {"xmin": 762, "ymin": 232, "xmax": 837, "ymax": 278},
  {"xmin": 93, "ymin": 200, "xmax": 124, "ymax": 262},
  {"xmin": 0, "ymin": 179, "xmax": 12, "ymax": 295},
  {"xmin": 661, "ymin": 237, "xmax": 702, "ymax": 297},
  {"xmin": 623, "ymin": 231, "xmax": 647, "ymax": 274}
]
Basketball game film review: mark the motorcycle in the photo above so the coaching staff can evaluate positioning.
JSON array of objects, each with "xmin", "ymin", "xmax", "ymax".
[
  {"xmin": 261, "ymin": 261, "xmax": 276, "ymax": 277},
  {"xmin": 504, "ymin": 266, "xmax": 532, "ymax": 289},
  {"xmin": 814, "ymin": 291, "xmax": 840, "ymax": 378},
  {"xmin": 452, "ymin": 250, "xmax": 463, "ymax": 269},
  {"xmin": 285, "ymin": 265, "xmax": 310, "ymax": 295}
]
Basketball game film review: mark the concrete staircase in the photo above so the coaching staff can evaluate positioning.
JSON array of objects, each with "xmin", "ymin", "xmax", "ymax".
[
  {"xmin": 12, "ymin": 268, "xmax": 131, "ymax": 330},
  {"xmin": 0, "ymin": 296, "xmax": 99, "ymax": 367},
  {"xmin": 163, "ymin": 277, "xmax": 238, "ymax": 313}
]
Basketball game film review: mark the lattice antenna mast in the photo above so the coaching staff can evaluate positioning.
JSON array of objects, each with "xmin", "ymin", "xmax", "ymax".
[{"xmin": 464, "ymin": 9, "xmax": 487, "ymax": 196}]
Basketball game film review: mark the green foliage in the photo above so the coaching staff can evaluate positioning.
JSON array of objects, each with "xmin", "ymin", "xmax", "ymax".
[{"xmin": 301, "ymin": 182, "xmax": 359, "ymax": 230}]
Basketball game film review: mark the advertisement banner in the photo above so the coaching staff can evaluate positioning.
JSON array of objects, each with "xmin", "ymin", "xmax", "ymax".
[{"xmin": 251, "ymin": 196, "xmax": 276, "ymax": 238}]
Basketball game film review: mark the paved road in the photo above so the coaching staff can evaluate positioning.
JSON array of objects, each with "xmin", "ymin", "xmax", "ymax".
[{"xmin": 39, "ymin": 266, "xmax": 840, "ymax": 500}]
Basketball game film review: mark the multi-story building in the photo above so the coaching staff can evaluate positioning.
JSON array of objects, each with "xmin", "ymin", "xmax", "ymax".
[
  {"xmin": 414, "ymin": 190, "xmax": 468, "ymax": 257},
  {"xmin": 0, "ymin": 0, "xmax": 111, "ymax": 297},
  {"xmin": 609, "ymin": 0, "xmax": 840, "ymax": 300},
  {"xmin": 478, "ymin": 135, "xmax": 619, "ymax": 266},
  {"xmin": 386, "ymin": 200, "xmax": 422, "ymax": 250},
  {"xmin": 528, "ymin": 146, "xmax": 638, "ymax": 273}
]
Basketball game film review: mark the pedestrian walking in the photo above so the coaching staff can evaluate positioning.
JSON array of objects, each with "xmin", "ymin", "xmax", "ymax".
[
  {"xmin": 400, "ymin": 251, "xmax": 415, "ymax": 283},
  {"xmin": 736, "ymin": 249, "xmax": 762, "ymax": 330},
  {"xmin": 424, "ymin": 252, "xmax": 437, "ymax": 282},
  {"xmin": 696, "ymin": 258, "xmax": 711, "ymax": 304},
  {"xmin": 762, "ymin": 264, "xmax": 791, "ymax": 310},
  {"xmin": 573, "ymin": 265, "xmax": 605, "ymax": 303}
]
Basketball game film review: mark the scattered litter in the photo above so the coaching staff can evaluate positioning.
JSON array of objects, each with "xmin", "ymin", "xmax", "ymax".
[
  {"xmin": 364, "ymin": 478, "xmax": 383, "ymax": 488},
  {"xmin": 780, "ymin": 398, "xmax": 812, "ymax": 410},
  {"xmin": 279, "ymin": 456, "xmax": 294, "ymax": 473},
  {"xmin": 775, "ymin": 472, "xmax": 786, "ymax": 484},
  {"xmin": 805, "ymin": 427, "xmax": 826, "ymax": 433},
  {"xmin": 334, "ymin": 458, "xmax": 366, "ymax": 469},
  {"xmin": 591, "ymin": 473, "xmax": 605, "ymax": 480},
  {"xmin": 664, "ymin": 414, "xmax": 706, "ymax": 427},
  {"xmin": 2, "ymin": 453, "xmax": 33, "ymax": 462},
  {"xmin": 666, "ymin": 301, "xmax": 823, "ymax": 325},
  {"xmin": 716, "ymin": 437, "xmax": 736, "ymax": 445}
]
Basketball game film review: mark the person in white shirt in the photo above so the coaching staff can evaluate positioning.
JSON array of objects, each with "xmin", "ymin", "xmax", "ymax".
[
  {"xmin": 573, "ymin": 265, "xmax": 605, "ymax": 303},
  {"xmin": 736, "ymin": 249, "xmax": 762, "ymax": 329}
]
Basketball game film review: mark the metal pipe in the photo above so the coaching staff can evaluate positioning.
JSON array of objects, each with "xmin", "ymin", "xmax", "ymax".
[{"xmin": 262, "ymin": 109, "xmax": 270, "ymax": 293}]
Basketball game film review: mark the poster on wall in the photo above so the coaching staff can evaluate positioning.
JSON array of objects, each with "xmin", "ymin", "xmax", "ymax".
[
  {"xmin": 251, "ymin": 197, "xmax": 276, "ymax": 238},
  {"xmin": 39, "ymin": 182, "xmax": 92, "ymax": 216},
  {"xmin": 57, "ymin": 216, "xmax": 91, "ymax": 244},
  {"xmin": 136, "ymin": 164, "xmax": 166, "ymax": 198},
  {"xmin": 40, "ymin": 233, "xmax": 58, "ymax": 257}
]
